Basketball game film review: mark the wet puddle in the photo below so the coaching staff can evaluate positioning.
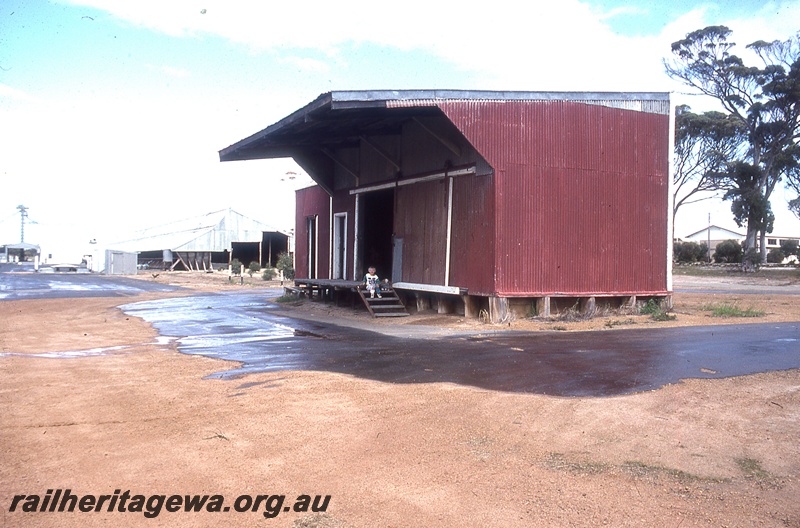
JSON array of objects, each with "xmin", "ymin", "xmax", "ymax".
[{"xmin": 117, "ymin": 292, "xmax": 800, "ymax": 397}]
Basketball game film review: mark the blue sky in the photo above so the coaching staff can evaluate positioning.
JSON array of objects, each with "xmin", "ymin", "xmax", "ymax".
[{"xmin": 1, "ymin": 0, "xmax": 799, "ymax": 261}]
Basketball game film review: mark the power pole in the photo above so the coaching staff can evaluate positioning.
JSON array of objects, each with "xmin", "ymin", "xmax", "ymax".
[{"xmin": 17, "ymin": 205, "xmax": 28, "ymax": 243}]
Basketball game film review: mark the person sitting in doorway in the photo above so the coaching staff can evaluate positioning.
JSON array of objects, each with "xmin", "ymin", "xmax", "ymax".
[{"xmin": 363, "ymin": 266, "xmax": 382, "ymax": 298}]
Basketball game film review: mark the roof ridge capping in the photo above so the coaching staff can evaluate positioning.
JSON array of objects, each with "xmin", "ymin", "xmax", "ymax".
[
  {"xmin": 329, "ymin": 90, "xmax": 671, "ymax": 115},
  {"xmin": 330, "ymin": 89, "xmax": 670, "ymax": 102}
]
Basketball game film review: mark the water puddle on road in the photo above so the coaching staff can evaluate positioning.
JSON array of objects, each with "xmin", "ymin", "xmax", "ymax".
[{"xmin": 117, "ymin": 292, "xmax": 800, "ymax": 396}]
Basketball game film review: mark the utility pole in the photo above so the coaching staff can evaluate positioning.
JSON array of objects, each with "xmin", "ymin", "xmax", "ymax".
[{"xmin": 17, "ymin": 205, "xmax": 29, "ymax": 243}]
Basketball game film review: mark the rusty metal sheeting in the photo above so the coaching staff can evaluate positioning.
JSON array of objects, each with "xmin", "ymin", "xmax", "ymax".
[
  {"xmin": 294, "ymin": 186, "xmax": 331, "ymax": 280},
  {"xmin": 449, "ymin": 172, "xmax": 495, "ymax": 295},
  {"xmin": 441, "ymin": 99, "xmax": 670, "ymax": 296}
]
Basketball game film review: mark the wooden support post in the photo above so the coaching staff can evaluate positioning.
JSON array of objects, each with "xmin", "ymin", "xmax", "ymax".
[
  {"xmin": 623, "ymin": 295, "xmax": 637, "ymax": 310},
  {"xmin": 462, "ymin": 295, "xmax": 480, "ymax": 319},
  {"xmin": 580, "ymin": 296, "xmax": 597, "ymax": 317},
  {"xmin": 662, "ymin": 295, "xmax": 674, "ymax": 310},
  {"xmin": 536, "ymin": 296, "xmax": 551, "ymax": 317},
  {"xmin": 437, "ymin": 297, "xmax": 454, "ymax": 315},
  {"xmin": 489, "ymin": 296, "xmax": 509, "ymax": 323},
  {"xmin": 415, "ymin": 294, "xmax": 431, "ymax": 312}
]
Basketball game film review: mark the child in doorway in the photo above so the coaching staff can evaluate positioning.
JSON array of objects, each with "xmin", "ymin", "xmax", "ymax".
[{"xmin": 363, "ymin": 266, "xmax": 382, "ymax": 298}]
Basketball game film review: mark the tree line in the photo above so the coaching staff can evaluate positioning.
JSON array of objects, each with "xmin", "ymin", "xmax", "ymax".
[{"xmin": 668, "ymin": 26, "xmax": 800, "ymax": 268}]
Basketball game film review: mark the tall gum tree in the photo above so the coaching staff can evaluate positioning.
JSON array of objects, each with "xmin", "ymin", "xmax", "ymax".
[
  {"xmin": 672, "ymin": 105, "xmax": 747, "ymax": 239},
  {"xmin": 665, "ymin": 26, "xmax": 800, "ymax": 261}
]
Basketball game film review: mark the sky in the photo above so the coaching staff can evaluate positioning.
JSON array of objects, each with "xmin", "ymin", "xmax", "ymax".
[{"xmin": 1, "ymin": 0, "xmax": 799, "ymax": 262}]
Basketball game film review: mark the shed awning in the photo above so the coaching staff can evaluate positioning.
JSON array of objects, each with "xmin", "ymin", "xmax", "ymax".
[
  {"xmin": 219, "ymin": 90, "xmax": 670, "ymax": 164},
  {"xmin": 219, "ymin": 90, "xmax": 671, "ymax": 194}
]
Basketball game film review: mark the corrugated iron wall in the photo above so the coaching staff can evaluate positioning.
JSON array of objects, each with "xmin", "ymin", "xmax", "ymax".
[
  {"xmin": 394, "ymin": 179, "xmax": 449, "ymax": 285},
  {"xmin": 441, "ymin": 100, "xmax": 669, "ymax": 296},
  {"xmin": 450, "ymin": 172, "xmax": 495, "ymax": 295},
  {"xmin": 294, "ymin": 186, "xmax": 331, "ymax": 280}
]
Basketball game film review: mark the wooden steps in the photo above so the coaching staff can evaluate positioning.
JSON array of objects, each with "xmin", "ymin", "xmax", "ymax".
[{"xmin": 356, "ymin": 285, "xmax": 409, "ymax": 317}]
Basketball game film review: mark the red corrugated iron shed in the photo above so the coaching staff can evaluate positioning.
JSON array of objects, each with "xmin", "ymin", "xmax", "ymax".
[{"xmin": 220, "ymin": 90, "xmax": 673, "ymax": 320}]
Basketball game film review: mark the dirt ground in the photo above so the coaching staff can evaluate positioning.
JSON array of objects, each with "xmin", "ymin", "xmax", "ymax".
[{"xmin": 1, "ymin": 271, "xmax": 799, "ymax": 527}]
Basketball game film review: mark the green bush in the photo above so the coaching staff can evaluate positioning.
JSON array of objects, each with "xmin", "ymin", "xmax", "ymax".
[
  {"xmin": 247, "ymin": 261, "xmax": 261, "ymax": 277},
  {"xmin": 714, "ymin": 239, "xmax": 743, "ymax": 263},
  {"xmin": 674, "ymin": 241, "xmax": 708, "ymax": 263},
  {"xmin": 230, "ymin": 258, "xmax": 243, "ymax": 275},
  {"xmin": 767, "ymin": 248, "xmax": 785, "ymax": 263},
  {"xmin": 780, "ymin": 239, "xmax": 798, "ymax": 257},
  {"xmin": 276, "ymin": 252, "xmax": 294, "ymax": 280},
  {"xmin": 639, "ymin": 299, "xmax": 676, "ymax": 321},
  {"xmin": 261, "ymin": 268, "xmax": 276, "ymax": 281}
]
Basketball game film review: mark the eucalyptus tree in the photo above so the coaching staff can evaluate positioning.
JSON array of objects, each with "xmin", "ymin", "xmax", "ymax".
[
  {"xmin": 665, "ymin": 26, "xmax": 800, "ymax": 261},
  {"xmin": 672, "ymin": 104, "xmax": 746, "ymax": 236}
]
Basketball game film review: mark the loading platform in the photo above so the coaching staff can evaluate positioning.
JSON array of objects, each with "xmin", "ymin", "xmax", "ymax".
[{"xmin": 289, "ymin": 278, "xmax": 409, "ymax": 317}]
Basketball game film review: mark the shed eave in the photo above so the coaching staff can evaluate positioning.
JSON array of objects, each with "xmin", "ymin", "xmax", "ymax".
[{"xmin": 218, "ymin": 90, "xmax": 671, "ymax": 163}]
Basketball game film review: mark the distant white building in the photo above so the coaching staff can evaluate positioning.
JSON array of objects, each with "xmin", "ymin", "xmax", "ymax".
[
  {"xmin": 682, "ymin": 225, "xmax": 745, "ymax": 255},
  {"xmin": 105, "ymin": 209, "xmax": 291, "ymax": 272},
  {"xmin": 682, "ymin": 225, "xmax": 799, "ymax": 260}
]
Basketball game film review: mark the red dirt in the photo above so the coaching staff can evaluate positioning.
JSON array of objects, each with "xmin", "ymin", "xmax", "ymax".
[{"xmin": 1, "ymin": 272, "xmax": 799, "ymax": 527}]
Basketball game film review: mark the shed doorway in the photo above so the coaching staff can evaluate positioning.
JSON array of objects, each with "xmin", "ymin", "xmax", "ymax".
[
  {"xmin": 307, "ymin": 215, "xmax": 318, "ymax": 279},
  {"xmin": 360, "ymin": 188, "xmax": 394, "ymax": 281},
  {"xmin": 333, "ymin": 212, "xmax": 347, "ymax": 280}
]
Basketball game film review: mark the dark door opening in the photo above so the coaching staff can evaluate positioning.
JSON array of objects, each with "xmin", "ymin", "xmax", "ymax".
[
  {"xmin": 360, "ymin": 189, "xmax": 394, "ymax": 281},
  {"xmin": 307, "ymin": 215, "xmax": 318, "ymax": 279}
]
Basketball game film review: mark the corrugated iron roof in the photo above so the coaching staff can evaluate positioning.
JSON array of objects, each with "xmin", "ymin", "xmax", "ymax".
[{"xmin": 219, "ymin": 90, "xmax": 670, "ymax": 163}]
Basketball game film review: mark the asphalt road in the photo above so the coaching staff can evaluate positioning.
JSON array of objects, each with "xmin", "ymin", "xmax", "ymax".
[
  {"xmin": 120, "ymin": 292, "xmax": 800, "ymax": 397},
  {"xmin": 0, "ymin": 263, "xmax": 180, "ymax": 299},
  {"xmin": 3, "ymin": 268, "xmax": 798, "ymax": 396}
]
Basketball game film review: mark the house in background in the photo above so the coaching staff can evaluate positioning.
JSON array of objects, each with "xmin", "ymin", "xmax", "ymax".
[
  {"xmin": 682, "ymin": 225, "xmax": 799, "ymax": 259},
  {"xmin": 682, "ymin": 225, "xmax": 745, "ymax": 258},
  {"xmin": 108, "ymin": 209, "xmax": 290, "ymax": 272},
  {"xmin": 220, "ymin": 90, "xmax": 673, "ymax": 321}
]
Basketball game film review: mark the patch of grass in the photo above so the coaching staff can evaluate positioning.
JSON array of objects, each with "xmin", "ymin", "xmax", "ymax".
[
  {"xmin": 700, "ymin": 303, "xmax": 765, "ymax": 318},
  {"xmin": 543, "ymin": 453, "xmax": 611, "ymax": 475},
  {"xmin": 735, "ymin": 457, "xmax": 782, "ymax": 489},
  {"xmin": 554, "ymin": 302, "xmax": 587, "ymax": 322},
  {"xmin": 293, "ymin": 513, "xmax": 345, "ymax": 528},
  {"xmin": 551, "ymin": 325, "xmax": 568, "ymax": 331},
  {"xmin": 673, "ymin": 264, "xmax": 800, "ymax": 281},
  {"xmin": 274, "ymin": 295, "xmax": 295, "ymax": 303},
  {"xmin": 604, "ymin": 318, "xmax": 637, "ymax": 328},
  {"xmin": 542, "ymin": 454, "xmax": 730, "ymax": 486},
  {"xmin": 274, "ymin": 295, "xmax": 303, "ymax": 304},
  {"xmin": 639, "ymin": 299, "xmax": 677, "ymax": 321},
  {"xmin": 621, "ymin": 461, "xmax": 727, "ymax": 484}
]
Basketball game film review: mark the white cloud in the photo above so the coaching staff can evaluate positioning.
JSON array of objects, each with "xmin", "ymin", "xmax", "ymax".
[
  {"xmin": 278, "ymin": 55, "xmax": 331, "ymax": 74},
  {"xmin": 62, "ymin": 0, "xmax": 798, "ymax": 94},
  {"xmin": 0, "ymin": 83, "xmax": 41, "ymax": 103}
]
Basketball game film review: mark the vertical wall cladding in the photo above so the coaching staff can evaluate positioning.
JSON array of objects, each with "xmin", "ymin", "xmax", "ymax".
[
  {"xmin": 441, "ymin": 100, "xmax": 669, "ymax": 296},
  {"xmin": 449, "ymin": 172, "xmax": 495, "ymax": 295},
  {"xmin": 389, "ymin": 114, "xmax": 493, "ymax": 288},
  {"xmin": 394, "ymin": 179, "xmax": 449, "ymax": 284},
  {"xmin": 294, "ymin": 186, "xmax": 331, "ymax": 280},
  {"xmin": 331, "ymin": 190, "xmax": 356, "ymax": 279}
]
